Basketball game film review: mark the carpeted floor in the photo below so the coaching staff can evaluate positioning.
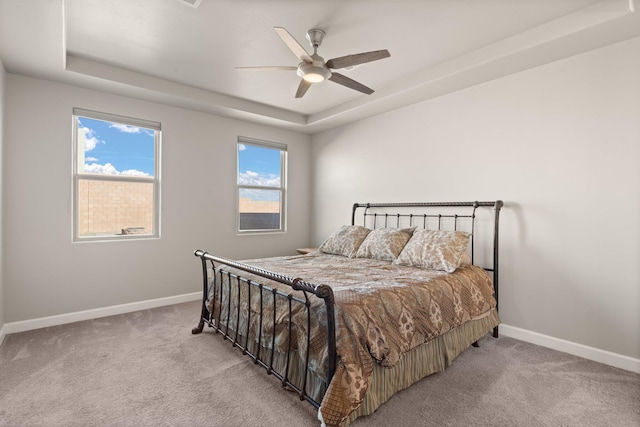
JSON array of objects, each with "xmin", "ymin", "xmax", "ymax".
[{"xmin": 0, "ymin": 301, "xmax": 638, "ymax": 426}]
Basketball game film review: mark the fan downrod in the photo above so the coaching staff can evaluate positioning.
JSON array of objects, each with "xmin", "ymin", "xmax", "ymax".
[{"xmin": 306, "ymin": 29, "xmax": 326, "ymax": 49}]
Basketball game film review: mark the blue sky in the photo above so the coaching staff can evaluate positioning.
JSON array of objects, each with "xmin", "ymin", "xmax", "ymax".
[
  {"xmin": 78, "ymin": 119, "xmax": 283, "ymax": 199},
  {"xmin": 237, "ymin": 143, "xmax": 281, "ymax": 186},
  {"xmin": 79, "ymin": 117, "xmax": 155, "ymax": 177},
  {"xmin": 237, "ymin": 143, "xmax": 282, "ymax": 202}
]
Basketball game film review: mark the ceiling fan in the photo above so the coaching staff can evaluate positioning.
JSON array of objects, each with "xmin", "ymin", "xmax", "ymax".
[{"xmin": 236, "ymin": 27, "xmax": 390, "ymax": 99}]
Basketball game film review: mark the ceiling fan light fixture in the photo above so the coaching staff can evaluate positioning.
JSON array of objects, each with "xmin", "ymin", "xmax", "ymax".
[
  {"xmin": 302, "ymin": 72, "xmax": 325, "ymax": 83},
  {"xmin": 297, "ymin": 63, "xmax": 331, "ymax": 83}
]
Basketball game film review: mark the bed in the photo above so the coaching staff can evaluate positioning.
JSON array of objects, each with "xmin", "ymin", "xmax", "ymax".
[{"xmin": 192, "ymin": 201, "xmax": 503, "ymax": 426}]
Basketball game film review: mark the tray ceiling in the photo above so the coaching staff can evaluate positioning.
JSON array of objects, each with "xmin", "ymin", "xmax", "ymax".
[{"xmin": 1, "ymin": 0, "xmax": 639, "ymax": 133}]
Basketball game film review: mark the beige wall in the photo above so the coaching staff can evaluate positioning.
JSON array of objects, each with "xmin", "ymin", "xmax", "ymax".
[
  {"xmin": 0, "ymin": 56, "xmax": 5, "ymax": 337},
  {"xmin": 3, "ymin": 74, "xmax": 312, "ymax": 322},
  {"xmin": 78, "ymin": 180, "xmax": 154, "ymax": 236},
  {"xmin": 311, "ymin": 36, "xmax": 640, "ymax": 360}
]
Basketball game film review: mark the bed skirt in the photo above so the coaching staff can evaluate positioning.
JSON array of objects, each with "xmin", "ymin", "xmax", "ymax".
[
  {"xmin": 339, "ymin": 308, "xmax": 500, "ymax": 426},
  {"xmin": 219, "ymin": 308, "xmax": 499, "ymax": 426}
]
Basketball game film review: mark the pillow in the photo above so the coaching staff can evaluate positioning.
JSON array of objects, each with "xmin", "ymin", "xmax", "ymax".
[
  {"xmin": 459, "ymin": 251, "xmax": 472, "ymax": 266},
  {"xmin": 393, "ymin": 229, "xmax": 471, "ymax": 273},
  {"xmin": 318, "ymin": 225, "xmax": 371, "ymax": 258},
  {"xmin": 355, "ymin": 227, "xmax": 415, "ymax": 261}
]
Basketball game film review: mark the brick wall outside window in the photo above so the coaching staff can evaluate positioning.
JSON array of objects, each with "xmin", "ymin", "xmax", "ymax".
[
  {"xmin": 76, "ymin": 186, "xmax": 281, "ymax": 236},
  {"xmin": 78, "ymin": 179, "xmax": 154, "ymax": 236},
  {"xmin": 238, "ymin": 197, "xmax": 279, "ymax": 213}
]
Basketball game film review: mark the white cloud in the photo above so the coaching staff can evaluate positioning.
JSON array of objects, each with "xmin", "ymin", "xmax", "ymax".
[
  {"xmin": 85, "ymin": 156, "xmax": 99, "ymax": 162},
  {"xmin": 85, "ymin": 162, "xmax": 118, "ymax": 175},
  {"xmin": 80, "ymin": 126, "xmax": 102, "ymax": 152},
  {"xmin": 238, "ymin": 170, "xmax": 280, "ymax": 186},
  {"xmin": 84, "ymin": 162, "xmax": 149, "ymax": 177},
  {"xmin": 120, "ymin": 169, "xmax": 150, "ymax": 177},
  {"xmin": 109, "ymin": 123, "xmax": 142, "ymax": 133},
  {"xmin": 238, "ymin": 144, "xmax": 246, "ymax": 151}
]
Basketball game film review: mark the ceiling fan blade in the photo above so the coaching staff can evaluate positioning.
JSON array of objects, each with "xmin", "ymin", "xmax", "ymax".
[
  {"xmin": 274, "ymin": 27, "xmax": 313, "ymax": 63},
  {"xmin": 328, "ymin": 72, "xmax": 374, "ymax": 95},
  {"xmin": 235, "ymin": 66, "xmax": 297, "ymax": 71},
  {"xmin": 326, "ymin": 49, "xmax": 390, "ymax": 69},
  {"xmin": 295, "ymin": 79, "xmax": 312, "ymax": 98}
]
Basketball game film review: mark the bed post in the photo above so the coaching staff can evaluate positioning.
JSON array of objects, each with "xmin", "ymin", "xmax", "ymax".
[
  {"xmin": 493, "ymin": 200, "xmax": 503, "ymax": 338},
  {"xmin": 192, "ymin": 249, "xmax": 211, "ymax": 334},
  {"xmin": 314, "ymin": 284, "xmax": 337, "ymax": 383},
  {"xmin": 351, "ymin": 203, "xmax": 359, "ymax": 226}
]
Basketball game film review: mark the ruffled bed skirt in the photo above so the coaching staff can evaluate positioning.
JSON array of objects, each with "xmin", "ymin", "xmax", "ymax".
[
  {"xmin": 232, "ymin": 308, "xmax": 500, "ymax": 426},
  {"xmin": 340, "ymin": 308, "xmax": 500, "ymax": 426}
]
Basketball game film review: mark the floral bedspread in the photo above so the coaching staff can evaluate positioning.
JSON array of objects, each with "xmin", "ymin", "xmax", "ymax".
[{"xmin": 206, "ymin": 252, "xmax": 496, "ymax": 426}]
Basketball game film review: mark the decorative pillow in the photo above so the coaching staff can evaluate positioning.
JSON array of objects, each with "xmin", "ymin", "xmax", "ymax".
[
  {"xmin": 459, "ymin": 251, "xmax": 472, "ymax": 266},
  {"xmin": 318, "ymin": 225, "xmax": 371, "ymax": 258},
  {"xmin": 355, "ymin": 227, "xmax": 415, "ymax": 261},
  {"xmin": 393, "ymin": 229, "xmax": 471, "ymax": 273}
]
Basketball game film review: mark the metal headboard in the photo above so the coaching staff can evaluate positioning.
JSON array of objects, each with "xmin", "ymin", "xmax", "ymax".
[{"xmin": 351, "ymin": 201, "xmax": 503, "ymax": 324}]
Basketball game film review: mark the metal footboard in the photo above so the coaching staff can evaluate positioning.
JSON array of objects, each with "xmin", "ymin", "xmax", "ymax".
[{"xmin": 191, "ymin": 250, "xmax": 336, "ymax": 408}]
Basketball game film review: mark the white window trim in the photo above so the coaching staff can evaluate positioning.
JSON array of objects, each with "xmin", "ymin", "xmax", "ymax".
[
  {"xmin": 72, "ymin": 108, "xmax": 161, "ymax": 242},
  {"xmin": 237, "ymin": 136, "xmax": 287, "ymax": 234}
]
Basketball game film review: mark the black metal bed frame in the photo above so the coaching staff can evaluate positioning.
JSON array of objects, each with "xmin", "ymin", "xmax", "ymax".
[
  {"xmin": 192, "ymin": 200, "xmax": 503, "ymax": 409},
  {"xmin": 191, "ymin": 251, "xmax": 336, "ymax": 408}
]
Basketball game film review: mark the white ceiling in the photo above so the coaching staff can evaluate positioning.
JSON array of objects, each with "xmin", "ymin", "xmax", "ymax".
[{"xmin": 1, "ymin": 0, "xmax": 639, "ymax": 133}]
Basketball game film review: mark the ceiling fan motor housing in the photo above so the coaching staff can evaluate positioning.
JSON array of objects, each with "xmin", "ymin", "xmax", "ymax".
[
  {"xmin": 306, "ymin": 29, "xmax": 326, "ymax": 48},
  {"xmin": 297, "ymin": 59, "xmax": 331, "ymax": 82}
]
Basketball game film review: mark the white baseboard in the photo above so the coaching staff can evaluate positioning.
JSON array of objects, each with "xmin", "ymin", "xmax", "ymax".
[
  {"xmin": 500, "ymin": 324, "xmax": 640, "ymax": 374},
  {"xmin": 2, "ymin": 292, "xmax": 201, "ymax": 336},
  {"xmin": 0, "ymin": 324, "xmax": 6, "ymax": 347},
  {"xmin": 3, "ymin": 302, "xmax": 638, "ymax": 374}
]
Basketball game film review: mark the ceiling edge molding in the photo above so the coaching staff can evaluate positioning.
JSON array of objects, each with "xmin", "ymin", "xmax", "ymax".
[
  {"xmin": 65, "ymin": 54, "xmax": 308, "ymax": 127},
  {"xmin": 61, "ymin": 0, "xmax": 67, "ymax": 71},
  {"xmin": 303, "ymin": 0, "xmax": 638, "ymax": 133}
]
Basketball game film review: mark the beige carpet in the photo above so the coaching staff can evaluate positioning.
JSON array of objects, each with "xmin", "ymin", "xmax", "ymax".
[{"xmin": 0, "ymin": 301, "xmax": 638, "ymax": 426}]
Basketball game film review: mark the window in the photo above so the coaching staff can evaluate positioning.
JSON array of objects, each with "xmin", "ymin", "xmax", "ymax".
[
  {"xmin": 73, "ymin": 108, "xmax": 161, "ymax": 241},
  {"xmin": 237, "ymin": 137, "xmax": 287, "ymax": 232}
]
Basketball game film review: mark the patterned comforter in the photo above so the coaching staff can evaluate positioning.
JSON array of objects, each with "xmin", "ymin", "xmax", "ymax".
[{"xmin": 206, "ymin": 252, "xmax": 497, "ymax": 426}]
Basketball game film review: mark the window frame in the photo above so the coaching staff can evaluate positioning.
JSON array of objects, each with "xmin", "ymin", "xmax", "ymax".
[
  {"xmin": 236, "ymin": 137, "xmax": 287, "ymax": 234},
  {"xmin": 72, "ymin": 108, "xmax": 161, "ymax": 242}
]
